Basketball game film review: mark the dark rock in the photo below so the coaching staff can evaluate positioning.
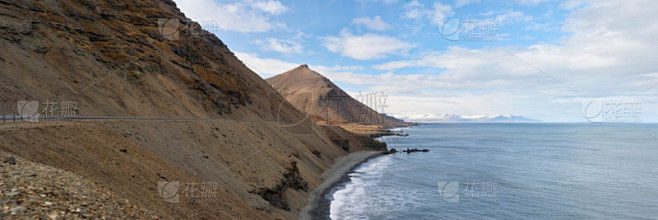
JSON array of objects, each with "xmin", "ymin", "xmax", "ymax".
[
  {"xmin": 119, "ymin": 149, "xmax": 127, "ymax": 153},
  {"xmin": 402, "ymin": 148, "xmax": 430, "ymax": 153},
  {"xmin": 311, "ymin": 150, "xmax": 321, "ymax": 158},
  {"xmin": 157, "ymin": 173, "xmax": 167, "ymax": 180},
  {"xmin": 33, "ymin": 45, "xmax": 49, "ymax": 53},
  {"xmin": 369, "ymin": 129, "xmax": 409, "ymax": 138},
  {"xmin": 9, "ymin": 21, "xmax": 31, "ymax": 35},
  {"xmin": 382, "ymin": 148, "xmax": 397, "ymax": 154},
  {"xmin": 332, "ymin": 139, "xmax": 350, "ymax": 152},
  {"xmin": 361, "ymin": 138, "xmax": 386, "ymax": 151},
  {"xmin": 255, "ymin": 161, "xmax": 308, "ymax": 211},
  {"xmin": 3, "ymin": 156, "xmax": 16, "ymax": 165}
]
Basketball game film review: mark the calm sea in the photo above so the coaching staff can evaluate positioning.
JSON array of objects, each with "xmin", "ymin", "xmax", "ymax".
[{"xmin": 328, "ymin": 123, "xmax": 658, "ymax": 219}]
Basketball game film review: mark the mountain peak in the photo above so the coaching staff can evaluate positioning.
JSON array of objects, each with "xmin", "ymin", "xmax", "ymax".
[
  {"xmin": 279, "ymin": 64, "xmax": 326, "ymax": 80},
  {"xmin": 266, "ymin": 66, "xmax": 411, "ymax": 127}
]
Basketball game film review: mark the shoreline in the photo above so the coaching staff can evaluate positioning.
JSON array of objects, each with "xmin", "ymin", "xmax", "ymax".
[{"xmin": 299, "ymin": 151, "xmax": 385, "ymax": 220}]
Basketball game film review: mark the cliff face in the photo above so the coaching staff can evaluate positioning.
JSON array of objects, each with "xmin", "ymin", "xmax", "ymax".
[
  {"xmin": 0, "ymin": 0, "xmax": 382, "ymax": 219},
  {"xmin": 266, "ymin": 65, "xmax": 410, "ymax": 127},
  {"xmin": 0, "ymin": 0, "xmax": 303, "ymax": 121}
]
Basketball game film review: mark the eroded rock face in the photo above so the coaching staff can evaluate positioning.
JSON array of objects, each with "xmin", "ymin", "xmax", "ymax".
[
  {"xmin": 332, "ymin": 139, "xmax": 350, "ymax": 152},
  {"xmin": 361, "ymin": 138, "xmax": 387, "ymax": 151},
  {"xmin": 255, "ymin": 161, "xmax": 308, "ymax": 211},
  {"xmin": 0, "ymin": 0, "xmax": 254, "ymax": 117}
]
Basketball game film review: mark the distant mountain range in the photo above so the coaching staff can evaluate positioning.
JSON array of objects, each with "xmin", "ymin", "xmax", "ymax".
[{"xmin": 388, "ymin": 113, "xmax": 539, "ymax": 123}]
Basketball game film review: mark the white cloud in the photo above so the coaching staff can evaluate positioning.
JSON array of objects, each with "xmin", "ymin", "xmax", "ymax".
[
  {"xmin": 234, "ymin": 52, "xmax": 298, "ymax": 78},
  {"xmin": 255, "ymin": 38, "xmax": 302, "ymax": 54},
  {"xmin": 173, "ymin": 0, "xmax": 287, "ymax": 33},
  {"xmin": 233, "ymin": 0, "xmax": 658, "ymax": 121},
  {"xmin": 253, "ymin": 0, "xmax": 288, "ymax": 15},
  {"xmin": 235, "ymin": 52, "xmax": 366, "ymax": 79},
  {"xmin": 403, "ymin": 0, "xmax": 454, "ymax": 24},
  {"xmin": 352, "ymin": 16, "xmax": 392, "ymax": 31},
  {"xmin": 323, "ymin": 29, "xmax": 414, "ymax": 60},
  {"xmin": 368, "ymin": 1, "xmax": 658, "ymax": 121},
  {"xmin": 559, "ymin": 0, "xmax": 587, "ymax": 9},
  {"xmin": 495, "ymin": 10, "xmax": 532, "ymax": 24},
  {"xmin": 348, "ymin": 0, "xmax": 658, "ymax": 121},
  {"xmin": 354, "ymin": 0, "xmax": 397, "ymax": 4},
  {"xmin": 517, "ymin": 0, "xmax": 553, "ymax": 6},
  {"xmin": 454, "ymin": 0, "xmax": 481, "ymax": 8}
]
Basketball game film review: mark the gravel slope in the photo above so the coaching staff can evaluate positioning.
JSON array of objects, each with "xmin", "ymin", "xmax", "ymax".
[{"xmin": 0, "ymin": 152, "xmax": 159, "ymax": 219}]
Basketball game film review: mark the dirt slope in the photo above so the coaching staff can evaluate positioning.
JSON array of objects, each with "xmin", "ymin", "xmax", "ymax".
[
  {"xmin": 266, "ymin": 65, "xmax": 410, "ymax": 127},
  {"xmin": 0, "ymin": 0, "xmax": 385, "ymax": 219}
]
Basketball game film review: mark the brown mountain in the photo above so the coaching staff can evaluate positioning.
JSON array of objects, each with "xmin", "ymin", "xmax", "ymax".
[
  {"xmin": 0, "ymin": 0, "xmax": 385, "ymax": 219},
  {"xmin": 266, "ymin": 65, "xmax": 410, "ymax": 127}
]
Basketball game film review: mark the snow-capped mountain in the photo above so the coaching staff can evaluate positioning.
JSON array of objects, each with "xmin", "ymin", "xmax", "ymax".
[{"xmin": 388, "ymin": 113, "xmax": 539, "ymax": 123}]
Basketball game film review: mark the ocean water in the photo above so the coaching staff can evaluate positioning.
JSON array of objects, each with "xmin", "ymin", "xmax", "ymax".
[{"xmin": 328, "ymin": 123, "xmax": 658, "ymax": 219}]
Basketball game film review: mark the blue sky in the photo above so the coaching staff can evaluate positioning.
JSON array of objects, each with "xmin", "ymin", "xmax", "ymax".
[{"xmin": 173, "ymin": 0, "xmax": 658, "ymax": 122}]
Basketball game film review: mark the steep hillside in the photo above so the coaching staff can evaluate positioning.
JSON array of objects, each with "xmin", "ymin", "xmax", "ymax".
[
  {"xmin": 0, "ymin": 0, "xmax": 302, "ymax": 121},
  {"xmin": 0, "ymin": 0, "xmax": 385, "ymax": 219},
  {"xmin": 266, "ymin": 65, "xmax": 410, "ymax": 127}
]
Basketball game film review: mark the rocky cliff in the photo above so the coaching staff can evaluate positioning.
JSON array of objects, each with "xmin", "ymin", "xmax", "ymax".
[{"xmin": 0, "ymin": 0, "xmax": 384, "ymax": 219}]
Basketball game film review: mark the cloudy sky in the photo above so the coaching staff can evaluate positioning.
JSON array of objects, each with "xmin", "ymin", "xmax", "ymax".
[{"xmin": 172, "ymin": 0, "xmax": 657, "ymax": 122}]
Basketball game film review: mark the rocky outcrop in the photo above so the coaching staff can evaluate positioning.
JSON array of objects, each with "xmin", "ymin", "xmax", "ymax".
[
  {"xmin": 368, "ymin": 129, "xmax": 409, "ymax": 138},
  {"xmin": 331, "ymin": 139, "xmax": 350, "ymax": 152},
  {"xmin": 403, "ymin": 148, "xmax": 430, "ymax": 153},
  {"xmin": 382, "ymin": 148, "xmax": 429, "ymax": 154},
  {"xmin": 361, "ymin": 138, "xmax": 387, "ymax": 151},
  {"xmin": 255, "ymin": 161, "xmax": 308, "ymax": 211}
]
